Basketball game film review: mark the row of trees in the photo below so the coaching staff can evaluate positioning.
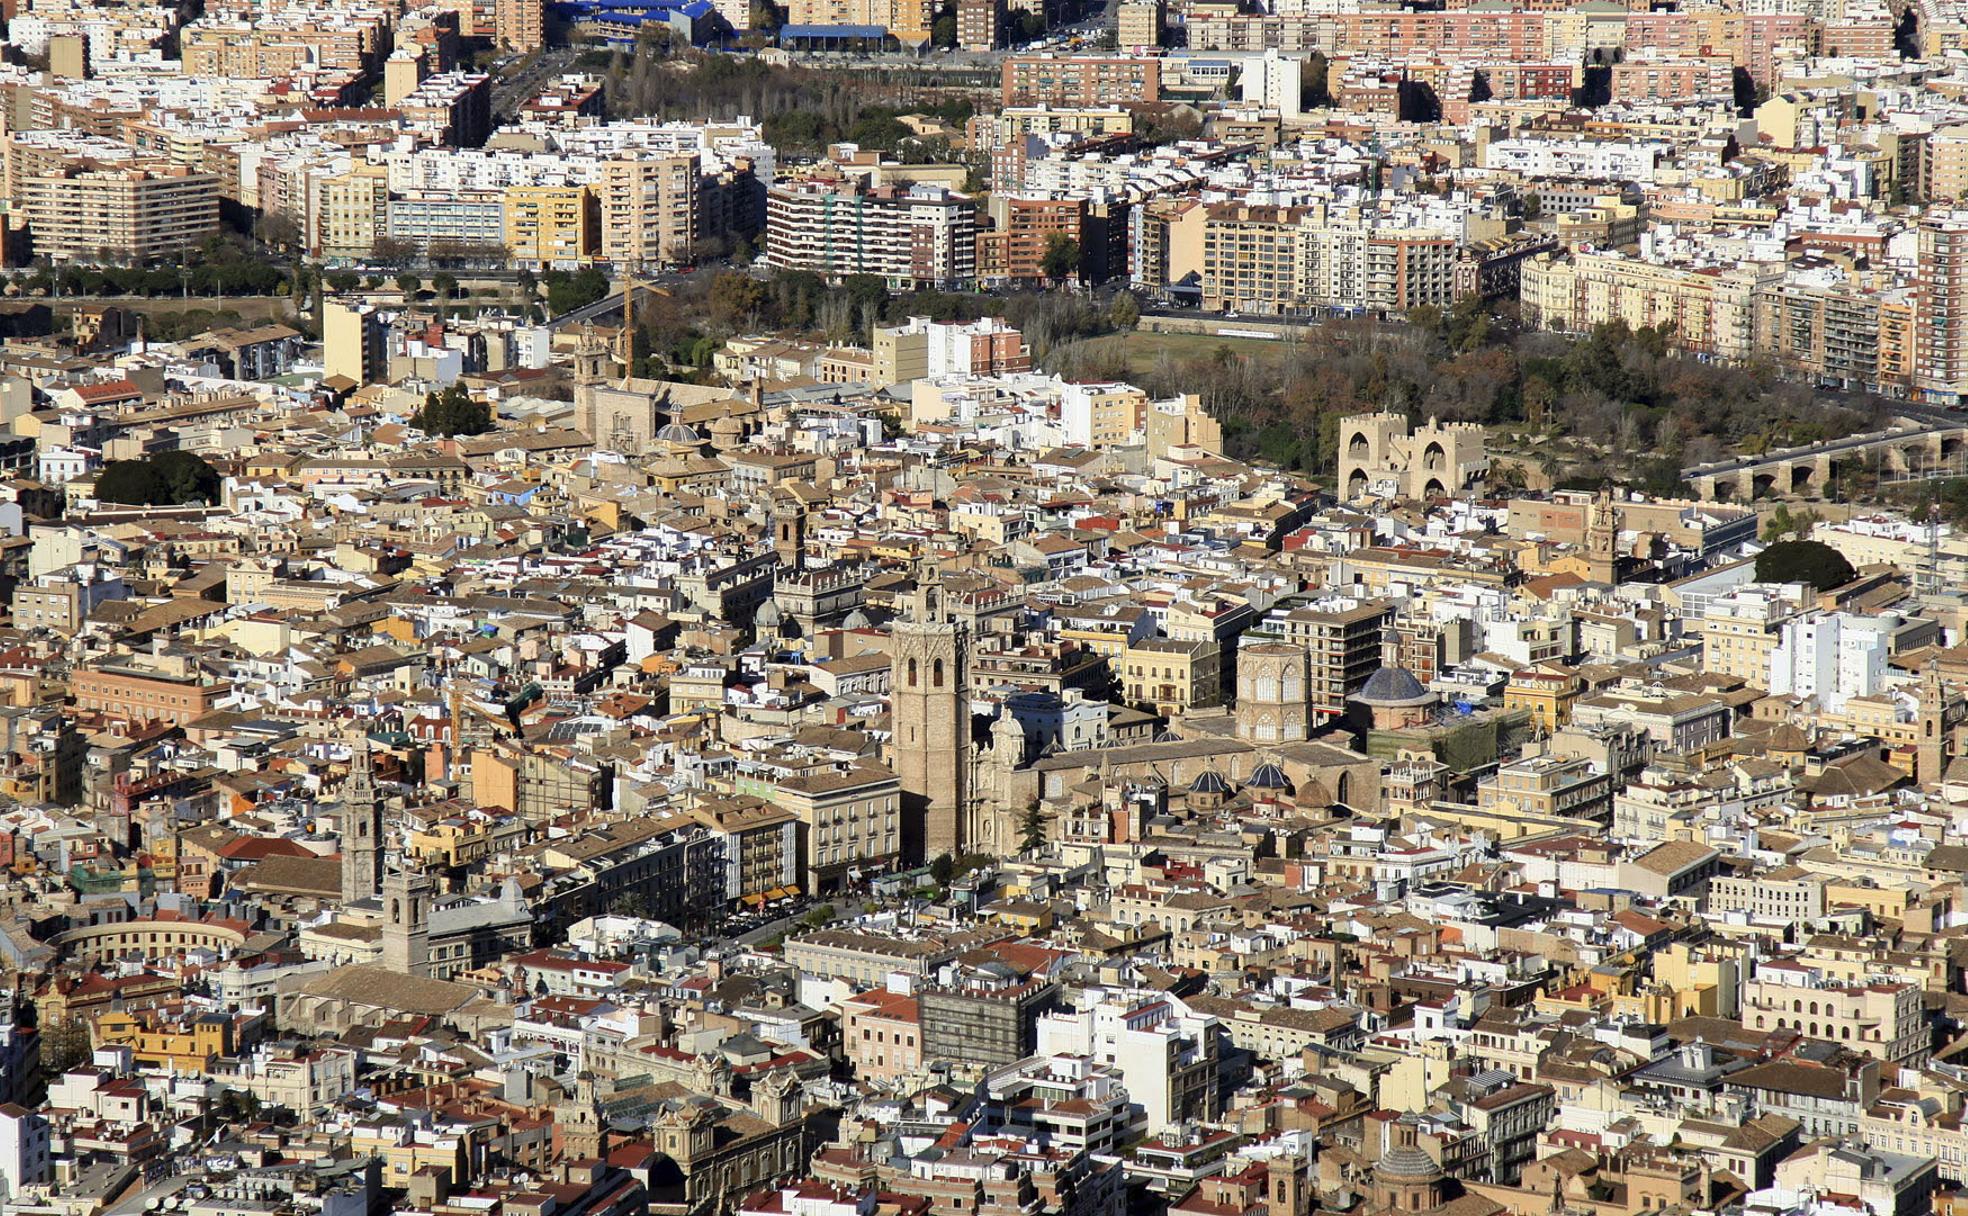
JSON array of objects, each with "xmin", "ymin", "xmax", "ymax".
[{"xmin": 16, "ymin": 235, "xmax": 292, "ymax": 297}]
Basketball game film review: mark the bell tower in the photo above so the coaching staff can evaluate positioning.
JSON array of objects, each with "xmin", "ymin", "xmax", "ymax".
[
  {"xmin": 381, "ymin": 864, "xmax": 431, "ymax": 976},
  {"xmin": 1919, "ymin": 659, "xmax": 1955, "ymax": 787},
  {"xmin": 1585, "ymin": 485, "xmax": 1619, "ymax": 583},
  {"xmin": 771, "ymin": 492, "xmax": 805, "ymax": 572},
  {"xmin": 572, "ymin": 322, "xmax": 610, "ymax": 441},
  {"xmin": 890, "ymin": 568, "xmax": 969, "ymax": 863},
  {"xmin": 340, "ymin": 736, "xmax": 383, "ymax": 905}
]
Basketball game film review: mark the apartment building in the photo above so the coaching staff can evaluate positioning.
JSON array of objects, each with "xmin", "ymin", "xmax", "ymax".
[
  {"xmin": 1688, "ymin": 583, "xmax": 1807, "ymax": 682},
  {"xmin": 495, "ymin": 0, "xmax": 544, "ymax": 50},
  {"xmin": 765, "ymin": 179, "xmax": 976, "ymax": 289},
  {"xmin": 923, "ymin": 972, "xmax": 1061, "ymax": 1070},
  {"xmin": 1001, "ymin": 55, "xmax": 1162, "ymax": 106},
  {"xmin": 1201, "ymin": 202, "xmax": 1306, "ymax": 313},
  {"xmin": 504, "ymin": 185, "xmax": 599, "ymax": 269},
  {"xmin": 1521, "ymin": 250, "xmax": 1782, "ymax": 362},
  {"xmin": 1710, "ymin": 866, "xmax": 1829, "ymax": 922},
  {"xmin": 977, "ymin": 194, "xmax": 1086, "ymax": 284},
  {"xmin": 1755, "ymin": 279, "xmax": 1887, "ymax": 392},
  {"xmin": 1117, "ymin": 0, "xmax": 1162, "ymax": 49},
  {"xmin": 1571, "ymin": 682, "xmax": 1731, "ymax": 753},
  {"xmin": 319, "ymin": 168, "xmax": 390, "ymax": 260},
  {"xmin": 1475, "ymin": 755, "xmax": 1613, "ymax": 822},
  {"xmin": 1200, "ymin": 205, "xmax": 1459, "ymax": 315},
  {"xmin": 978, "ymin": 1054, "xmax": 1132, "ymax": 1155},
  {"xmin": 874, "ymin": 316, "xmax": 1030, "ymax": 382},
  {"xmin": 398, "ymin": 71, "xmax": 494, "ymax": 148},
  {"xmin": 72, "ymin": 662, "xmax": 230, "ymax": 726},
  {"xmin": 22, "ymin": 163, "xmax": 219, "ymax": 263},
  {"xmin": 324, "ymin": 299, "xmax": 386, "ymax": 386},
  {"xmin": 1036, "ymin": 992, "xmax": 1218, "ymax": 1135},
  {"xmin": 1609, "ymin": 57, "xmax": 1736, "ymax": 102},
  {"xmin": 1743, "ymin": 966, "xmax": 1927, "ymax": 1065},
  {"xmin": 1918, "ymin": 213, "xmax": 1968, "ymax": 404},
  {"xmin": 181, "ymin": 17, "xmax": 390, "ymax": 74},
  {"xmin": 786, "ymin": 0, "xmax": 932, "ymax": 44},
  {"xmin": 686, "ymin": 795, "xmax": 800, "ymax": 904},
  {"xmin": 1121, "ymin": 638, "xmax": 1222, "ymax": 717},
  {"xmin": 598, "ymin": 154, "xmax": 701, "ymax": 269},
  {"xmin": 763, "ymin": 761, "xmax": 901, "ymax": 892},
  {"xmin": 388, "ymin": 192, "xmax": 507, "ymax": 253},
  {"xmin": 956, "ymin": 0, "xmax": 1000, "ymax": 50},
  {"xmin": 1256, "ymin": 598, "xmax": 1394, "ymax": 720},
  {"xmin": 1061, "ymin": 381, "xmax": 1147, "ymax": 448},
  {"xmin": 839, "ymin": 989, "xmax": 922, "ymax": 1084}
]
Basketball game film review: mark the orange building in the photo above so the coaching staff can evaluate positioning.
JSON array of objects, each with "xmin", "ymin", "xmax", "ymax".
[{"xmin": 71, "ymin": 664, "xmax": 229, "ymax": 726}]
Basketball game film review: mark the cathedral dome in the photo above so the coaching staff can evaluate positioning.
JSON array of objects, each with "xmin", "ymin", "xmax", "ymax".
[
  {"xmin": 1376, "ymin": 1145, "xmax": 1443, "ymax": 1184},
  {"xmin": 1247, "ymin": 761, "xmax": 1293, "ymax": 792},
  {"xmin": 1355, "ymin": 666, "xmax": 1433, "ymax": 707}
]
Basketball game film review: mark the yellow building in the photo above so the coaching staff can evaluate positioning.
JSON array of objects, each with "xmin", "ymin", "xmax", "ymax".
[
  {"xmin": 320, "ymin": 166, "xmax": 390, "ymax": 260},
  {"xmin": 1501, "ymin": 664, "xmax": 1583, "ymax": 732},
  {"xmin": 92, "ymin": 1008, "xmax": 235, "ymax": 1070},
  {"xmin": 599, "ymin": 154, "xmax": 701, "ymax": 269},
  {"xmin": 1687, "ymin": 586, "xmax": 1801, "ymax": 683},
  {"xmin": 1121, "ymin": 637, "xmax": 1222, "ymax": 717},
  {"xmin": 322, "ymin": 298, "xmax": 383, "ymax": 387},
  {"xmin": 785, "ymin": 0, "xmax": 932, "ymax": 44},
  {"xmin": 502, "ymin": 184, "xmax": 598, "ymax": 270},
  {"xmin": 408, "ymin": 815, "xmax": 528, "ymax": 868}
]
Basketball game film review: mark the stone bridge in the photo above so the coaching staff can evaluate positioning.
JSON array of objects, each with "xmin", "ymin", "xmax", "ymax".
[{"xmin": 1683, "ymin": 421, "xmax": 1968, "ymax": 501}]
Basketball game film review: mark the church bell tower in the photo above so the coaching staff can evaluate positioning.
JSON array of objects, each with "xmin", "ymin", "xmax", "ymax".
[{"xmin": 890, "ymin": 569, "xmax": 970, "ymax": 863}]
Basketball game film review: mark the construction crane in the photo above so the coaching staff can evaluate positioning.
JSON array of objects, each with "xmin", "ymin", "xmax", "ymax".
[{"xmin": 615, "ymin": 273, "xmax": 673, "ymax": 386}]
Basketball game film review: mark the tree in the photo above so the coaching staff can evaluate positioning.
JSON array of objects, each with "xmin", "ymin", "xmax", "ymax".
[
  {"xmin": 327, "ymin": 271, "xmax": 359, "ymax": 293},
  {"xmin": 96, "ymin": 451, "xmax": 221, "ymax": 505},
  {"xmin": 709, "ymin": 272, "xmax": 768, "ymax": 327},
  {"xmin": 1301, "ymin": 52, "xmax": 1331, "ymax": 108},
  {"xmin": 932, "ymin": 11, "xmax": 956, "ymax": 46},
  {"xmin": 1018, "ymin": 802, "xmax": 1046, "ymax": 853},
  {"xmin": 1041, "ymin": 234, "xmax": 1081, "ymax": 282},
  {"xmin": 258, "ymin": 211, "xmax": 303, "ymax": 251},
  {"xmin": 1109, "ymin": 291, "xmax": 1141, "ymax": 331},
  {"xmin": 545, "ymin": 267, "xmax": 611, "ymax": 315},
  {"xmin": 1754, "ymin": 539, "xmax": 1855, "ymax": 590},
  {"xmin": 396, "ymin": 273, "xmax": 422, "ymax": 296},
  {"xmin": 431, "ymin": 272, "xmax": 460, "ymax": 300},
  {"xmin": 369, "ymin": 236, "xmax": 416, "ymax": 266},
  {"xmin": 1761, "ymin": 504, "xmax": 1821, "ymax": 541},
  {"xmin": 412, "ymin": 385, "xmax": 494, "ymax": 437},
  {"xmin": 929, "ymin": 852, "xmax": 955, "ymax": 887},
  {"xmin": 40, "ymin": 1016, "xmax": 91, "ymax": 1075}
]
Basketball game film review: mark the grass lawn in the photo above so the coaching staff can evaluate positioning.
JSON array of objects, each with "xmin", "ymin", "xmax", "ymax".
[{"xmin": 1075, "ymin": 328, "xmax": 1301, "ymax": 376}]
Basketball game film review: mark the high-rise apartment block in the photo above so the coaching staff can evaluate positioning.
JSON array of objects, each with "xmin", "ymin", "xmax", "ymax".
[
  {"xmin": 22, "ymin": 162, "xmax": 218, "ymax": 263},
  {"xmin": 765, "ymin": 179, "xmax": 976, "ymax": 289}
]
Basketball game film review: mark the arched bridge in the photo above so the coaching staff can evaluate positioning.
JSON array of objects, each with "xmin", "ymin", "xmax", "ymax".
[{"xmin": 1683, "ymin": 420, "xmax": 1968, "ymax": 501}]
